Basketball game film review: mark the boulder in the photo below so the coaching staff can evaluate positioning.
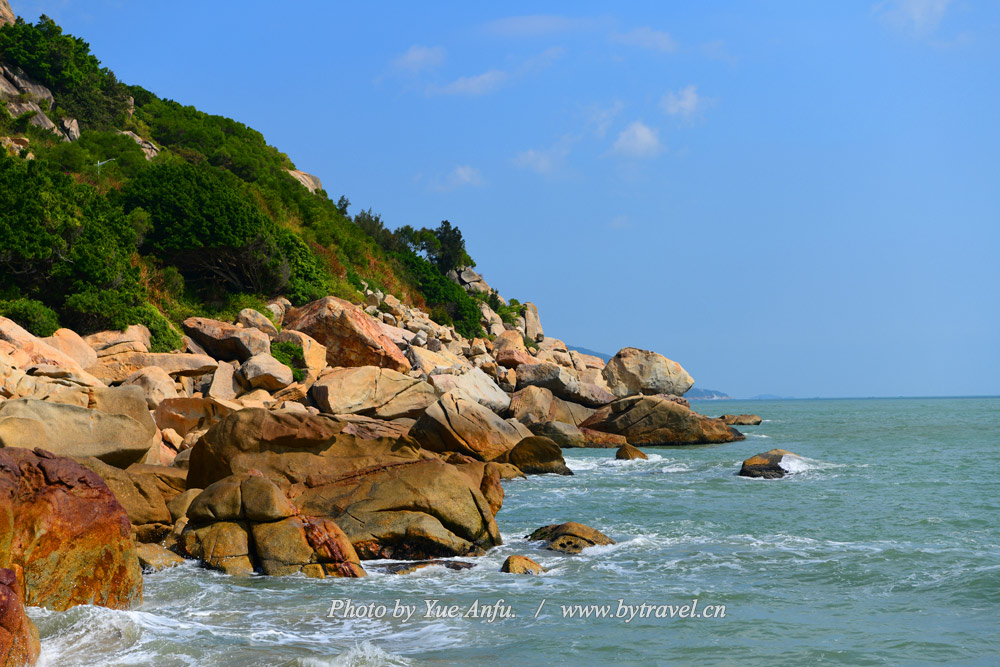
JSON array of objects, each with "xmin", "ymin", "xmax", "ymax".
[
  {"xmin": 581, "ymin": 395, "xmax": 744, "ymax": 446},
  {"xmin": 83, "ymin": 324, "xmax": 150, "ymax": 358},
  {"xmin": 205, "ymin": 361, "xmax": 241, "ymax": 400},
  {"xmin": 152, "ymin": 397, "xmax": 237, "ymax": 439},
  {"xmin": 407, "ymin": 345, "xmax": 469, "ymax": 375},
  {"xmin": 285, "ymin": 168, "xmax": 323, "ymax": 193},
  {"xmin": 187, "ymin": 409, "xmax": 501, "ymax": 559},
  {"xmin": 506, "ymin": 385, "xmax": 594, "ymax": 427},
  {"xmin": 0, "ymin": 1, "xmax": 15, "ymax": 27},
  {"xmin": 492, "ymin": 330, "xmax": 536, "ymax": 369},
  {"xmin": 501, "ymin": 555, "xmax": 544, "ymax": 575},
  {"xmin": 251, "ymin": 516, "xmax": 366, "ymax": 578},
  {"xmin": 0, "ymin": 568, "xmax": 40, "ymax": 667},
  {"xmin": 283, "ymin": 297, "xmax": 409, "ymax": 372},
  {"xmin": 76, "ymin": 457, "xmax": 172, "ymax": 542},
  {"xmin": 90, "ymin": 351, "xmax": 217, "ymax": 384},
  {"xmin": 527, "ymin": 522, "xmax": 614, "ymax": 554},
  {"xmin": 427, "ymin": 366, "xmax": 510, "ymax": 414},
  {"xmin": 524, "ymin": 302, "xmax": 544, "ymax": 342},
  {"xmin": 135, "ymin": 543, "xmax": 185, "ymax": 572},
  {"xmin": 615, "ymin": 444, "xmax": 647, "ymax": 460},
  {"xmin": 125, "ymin": 464, "xmax": 188, "ymax": 504},
  {"xmin": 0, "ymin": 318, "xmax": 90, "ymax": 376},
  {"xmin": 0, "ymin": 448, "xmax": 142, "ymax": 610},
  {"xmin": 167, "ymin": 488, "xmax": 201, "ymax": 523},
  {"xmin": 122, "ymin": 366, "xmax": 178, "ymax": 408},
  {"xmin": 310, "ymin": 366, "xmax": 436, "ymax": 419},
  {"xmin": 409, "ymin": 392, "xmax": 523, "ymax": 461},
  {"xmin": 498, "ymin": 437, "xmax": 573, "ymax": 475},
  {"xmin": 235, "ymin": 308, "xmax": 278, "ymax": 339},
  {"xmin": 529, "ymin": 421, "xmax": 586, "ymax": 448},
  {"xmin": 602, "ymin": 347, "xmax": 695, "ymax": 398},
  {"xmin": 516, "ymin": 362, "xmax": 616, "ymax": 407},
  {"xmin": 240, "ymin": 354, "xmax": 293, "ymax": 391},
  {"xmin": 275, "ymin": 330, "xmax": 327, "ymax": 374},
  {"xmin": 41, "ymin": 328, "xmax": 97, "ymax": 369},
  {"xmin": 180, "ymin": 521, "xmax": 253, "ymax": 576},
  {"xmin": 738, "ymin": 449, "xmax": 803, "ymax": 479},
  {"xmin": 0, "ymin": 398, "xmax": 154, "ymax": 467},
  {"xmin": 187, "ymin": 474, "xmax": 296, "ymax": 523},
  {"xmin": 535, "ymin": 337, "xmax": 574, "ymax": 368},
  {"xmin": 182, "ymin": 317, "xmax": 270, "ymax": 362},
  {"xmin": 720, "ymin": 414, "xmax": 763, "ymax": 426}
]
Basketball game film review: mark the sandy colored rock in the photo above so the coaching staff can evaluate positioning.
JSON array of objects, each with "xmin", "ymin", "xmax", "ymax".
[
  {"xmin": 602, "ymin": 347, "xmax": 695, "ymax": 398},
  {"xmin": 738, "ymin": 449, "xmax": 802, "ymax": 479},
  {"xmin": 89, "ymin": 351, "xmax": 217, "ymax": 384},
  {"xmin": 506, "ymin": 385, "xmax": 594, "ymax": 427},
  {"xmin": 529, "ymin": 421, "xmax": 587, "ymax": 448},
  {"xmin": 0, "ymin": 398, "xmax": 153, "ymax": 467},
  {"xmin": 240, "ymin": 353, "xmax": 293, "ymax": 391},
  {"xmin": 167, "ymin": 488, "xmax": 202, "ymax": 523},
  {"xmin": 236, "ymin": 308, "xmax": 278, "ymax": 339},
  {"xmin": 527, "ymin": 522, "xmax": 615, "ymax": 554},
  {"xmin": 492, "ymin": 330, "xmax": 537, "ymax": 369},
  {"xmin": 125, "ymin": 464, "xmax": 188, "ymax": 504},
  {"xmin": 205, "ymin": 361, "xmax": 241, "ymax": 400},
  {"xmin": 182, "ymin": 317, "xmax": 270, "ymax": 362},
  {"xmin": 615, "ymin": 444, "xmax": 648, "ymax": 460},
  {"xmin": 0, "ymin": 568, "xmax": 40, "ymax": 667},
  {"xmin": 275, "ymin": 330, "xmax": 327, "ymax": 373},
  {"xmin": 523, "ymin": 302, "xmax": 544, "ymax": 342},
  {"xmin": 409, "ymin": 392, "xmax": 523, "ymax": 461},
  {"xmin": 252, "ymin": 516, "xmax": 366, "ymax": 578},
  {"xmin": 284, "ymin": 296, "xmax": 409, "ymax": 372},
  {"xmin": 41, "ymin": 328, "xmax": 97, "ymax": 369},
  {"xmin": 0, "ymin": 448, "xmax": 142, "ymax": 610},
  {"xmin": 122, "ymin": 366, "xmax": 178, "ymax": 408},
  {"xmin": 152, "ymin": 397, "xmax": 237, "ymax": 438},
  {"xmin": 501, "ymin": 555, "xmax": 544, "ymax": 575},
  {"xmin": 580, "ymin": 428, "xmax": 627, "ymax": 448},
  {"xmin": 516, "ymin": 362, "xmax": 615, "ymax": 408},
  {"xmin": 427, "ymin": 366, "xmax": 510, "ymax": 414},
  {"xmin": 0, "ymin": 1, "xmax": 15, "ymax": 27},
  {"xmin": 310, "ymin": 366, "xmax": 436, "ymax": 419},
  {"xmin": 76, "ymin": 457, "xmax": 172, "ymax": 542},
  {"xmin": 0, "ymin": 318, "xmax": 91, "ymax": 377},
  {"xmin": 83, "ymin": 325, "xmax": 151, "ymax": 357},
  {"xmin": 581, "ymin": 395, "xmax": 744, "ymax": 446},
  {"xmin": 181, "ymin": 521, "xmax": 254, "ymax": 576}
]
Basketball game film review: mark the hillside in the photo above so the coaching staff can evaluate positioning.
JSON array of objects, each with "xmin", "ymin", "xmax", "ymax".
[{"xmin": 0, "ymin": 10, "xmax": 506, "ymax": 349}]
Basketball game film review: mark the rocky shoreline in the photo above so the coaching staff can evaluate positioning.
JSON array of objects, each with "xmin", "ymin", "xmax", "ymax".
[{"xmin": 0, "ymin": 281, "xmax": 748, "ymax": 665}]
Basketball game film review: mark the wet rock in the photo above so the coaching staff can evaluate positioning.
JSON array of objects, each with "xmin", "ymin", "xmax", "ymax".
[
  {"xmin": 497, "ymin": 437, "xmax": 573, "ymax": 476},
  {"xmin": 615, "ymin": 444, "xmax": 647, "ymax": 460},
  {"xmin": 720, "ymin": 414, "xmax": 763, "ymax": 426},
  {"xmin": 0, "ymin": 448, "xmax": 142, "ymax": 610},
  {"xmin": 0, "ymin": 568, "xmax": 40, "ymax": 667},
  {"xmin": 136, "ymin": 543, "xmax": 185, "ymax": 572},
  {"xmin": 527, "ymin": 522, "xmax": 615, "ymax": 554},
  {"xmin": 738, "ymin": 449, "xmax": 803, "ymax": 479},
  {"xmin": 382, "ymin": 560, "xmax": 476, "ymax": 575},
  {"xmin": 501, "ymin": 555, "xmax": 544, "ymax": 575}
]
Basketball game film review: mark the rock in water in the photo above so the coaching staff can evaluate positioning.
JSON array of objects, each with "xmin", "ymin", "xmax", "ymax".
[
  {"xmin": 501, "ymin": 555, "xmax": 545, "ymax": 574},
  {"xmin": 615, "ymin": 444, "xmax": 647, "ymax": 460},
  {"xmin": 719, "ymin": 414, "xmax": 763, "ymax": 426},
  {"xmin": 602, "ymin": 347, "xmax": 695, "ymax": 398},
  {"xmin": 283, "ymin": 296, "xmax": 410, "ymax": 372},
  {"xmin": 0, "ymin": 568, "xmax": 40, "ymax": 667},
  {"xmin": 409, "ymin": 392, "xmax": 523, "ymax": 461},
  {"xmin": 527, "ymin": 522, "xmax": 615, "ymax": 554},
  {"xmin": 581, "ymin": 395, "xmax": 744, "ymax": 446},
  {"xmin": 498, "ymin": 436, "xmax": 573, "ymax": 476},
  {"xmin": 0, "ymin": 448, "xmax": 142, "ymax": 610},
  {"xmin": 738, "ymin": 449, "xmax": 803, "ymax": 478}
]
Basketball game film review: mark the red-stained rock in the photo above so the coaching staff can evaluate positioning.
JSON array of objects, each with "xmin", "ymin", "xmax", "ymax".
[
  {"xmin": 0, "ymin": 448, "xmax": 142, "ymax": 611},
  {"xmin": 284, "ymin": 297, "xmax": 410, "ymax": 372},
  {"xmin": 492, "ymin": 330, "xmax": 537, "ymax": 369},
  {"xmin": 0, "ymin": 568, "xmax": 40, "ymax": 667}
]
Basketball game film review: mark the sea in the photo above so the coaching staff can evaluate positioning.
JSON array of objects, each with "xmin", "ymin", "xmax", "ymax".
[{"xmin": 27, "ymin": 397, "xmax": 1000, "ymax": 666}]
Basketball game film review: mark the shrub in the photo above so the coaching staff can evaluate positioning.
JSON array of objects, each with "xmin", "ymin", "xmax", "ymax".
[
  {"xmin": 270, "ymin": 340, "xmax": 305, "ymax": 383},
  {"xmin": 0, "ymin": 298, "xmax": 60, "ymax": 336}
]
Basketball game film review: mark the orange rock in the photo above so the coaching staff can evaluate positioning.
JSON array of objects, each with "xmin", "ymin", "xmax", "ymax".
[
  {"xmin": 0, "ymin": 567, "xmax": 40, "ymax": 667},
  {"xmin": 0, "ymin": 448, "xmax": 142, "ymax": 611}
]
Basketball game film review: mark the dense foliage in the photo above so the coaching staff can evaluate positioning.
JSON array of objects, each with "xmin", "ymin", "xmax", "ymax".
[{"xmin": 0, "ymin": 16, "xmax": 485, "ymax": 347}]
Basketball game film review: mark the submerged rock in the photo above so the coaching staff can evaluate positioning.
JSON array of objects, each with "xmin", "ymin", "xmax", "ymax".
[
  {"xmin": 615, "ymin": 444, "xmax": 647, "ymax": 460},
  {"xmin": 720, "ymin": 414, "xmax": 763, "ymax": 426},
  {"xmin": 527, "ymin": 522, "xmax": 615, "ymax": 554},
  {"xmin": 501, "ymin": 555, "xmax": 545, "ymax": 575},
  {"xmin": 738, "ymin": 449, "xmax": 803, "ymax": 479}
]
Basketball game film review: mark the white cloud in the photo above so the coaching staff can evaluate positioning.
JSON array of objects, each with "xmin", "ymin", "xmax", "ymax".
[
  {"xmin": 392, "ymin": 45, "xmax": 445, "ymax": 73},
  {"xmin": 587, "ymin": 100, "xmax": 625, "ymax": 138},
  {"xmin": 612, "ymin": 121, "xmax": 662, "ymax": 158},
  {"xmin": 512, "ymin": 136, "xmax": 575, "ymax": 174},
  {"xmin": 485, "ymin": 15, "xmax": 597, "ymax": 37},
  {"xmin": 611, "ymin": 27, "xmax": 677, "ymax": 53},
  {"xmin": 447, "ymin": 165, "xmax": 483, "ymax": 188},
  {"xmin": 522, "ymin": 46, "xmax": 566, "ymax": 72},
  {"xmin": 428, "ymin": 70, "xmax": 508, "ymax": 96},
  {"xmin": 875, "ymin": 0, "xmax": 952, "ymax": 35},
  {"xmin": 661, "ymin": 85, "xmax": 705, "ymax": 117}
]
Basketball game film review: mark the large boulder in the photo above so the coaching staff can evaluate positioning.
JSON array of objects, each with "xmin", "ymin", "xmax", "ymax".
[
  {"xmin": 122, "ymin": 366, "xmax": 178, "ymax": 408},
  {"xmin": 427, "ymin": 366, "xmax": 510, "ymax": 414},
  {"xmin": 529, "ymin": 421, "xmax": 587, "ymax": 448},
  {"xmin": 82, "ymin": 325, "xmax": 150, "ymax": 358},
  {"xmin": 275, "ymin": 330, "xmax": 327, "ymax": 375},
  {"xmin": 738, "ymin": 449, "xmax": 803, "ymax": 479},
  {"xmin": 240, "ymin": 353, "xmax": 293, "ymax": 391},
  {"xmin": 516, "ymin": 362, "xmax": 616, "ymax": 408},
  {"xmin": 310, "ymin": 366, "xmax": 436, "ymax": 419},
  {"xmin": 602, "ymin": 347, "xmax": 694, "ymax": 398},
  {"xmin": 76, "ymin": 458, "xmax": 172, "ymax": 542},
  {"xmin": 88, "ymin": 351, "xmax": 217, "ymax": 384},
  {"xmin": 0, "ymin": 398, "xmax": 154, "ymax": 467},
  {"xmin": 283, "ymin": 297, "xmax": 410, "ymax": 372},
  {"xmin": 409, "ymin": 392, "xmax": 523, "ymax": 461},
  {"xmin": 523, "ymin": 302, "xmax": 544, "ymax": 342},
  {"xmin": 720, "ymin": 414, "xmax": 763, "ymax": 426},
  {"xmin": 527, "ymin": 522, "xmax": 614, "ymax": 554},
  {"xmin": 0, "ymin": 568, "xmax": 40, "ymax": 667},
  {"xmin": 492, "ymin": 330, "xmax": 537, "ymax": 369},
  {"xmin": 187, "ymin": 410, "xmax": 501, "ymax": 559},
  {"xmin": 235, "ymin": 308, "xmax": 278, "ymax": 339},
  {"xmin": 581, "ymin": 395, "xmax": 744, "ymax": 446},
  {"xmin": 0, "ymin": 318, "xmax": 90, "ymax": 376},
  {"xmin": 616, "ymin": 444, "xmax": 647, "ymax": 460},
  {"xmin": 0, "ymin": 448, "xmax": 142, "ymax": 610},
  {"xmin": 535, "ymin": 337, "xmax": 574, "ymax": 368},
  {"xmin": 497, "ymin": 436, "xmax": 572, "ymax": 475},
  {"xmin": 41, "ymin": 328, "xmax": 97, "ymax": 370},
  {"xmin": 152, "ymin": 397, "xmax": 237, "ymax": 439},
  {"xmin": 182, "ymin": 317, "xmax": 270, "ymax": 362},
  {"xmin": 506, "ymin": 385, "xmax": 593, "ymax": 427},
  {"xmin": 0, "ymin": 1, "xmax": 15, "ymax": 27}
]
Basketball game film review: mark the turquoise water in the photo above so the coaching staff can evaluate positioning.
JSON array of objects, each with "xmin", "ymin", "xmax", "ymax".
[{"xmin": 29, "ymin": 397, "xmax": 1000, "ymax": 665}]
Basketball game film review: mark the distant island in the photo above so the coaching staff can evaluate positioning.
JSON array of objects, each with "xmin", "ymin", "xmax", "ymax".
[{"xmin": 686, "ymin": 387, "xmax": 732, "ymax": 400}]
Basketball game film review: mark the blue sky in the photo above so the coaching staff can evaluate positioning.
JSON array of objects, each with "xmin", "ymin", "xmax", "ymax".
[{"xmin": 13, "ymin": 1, "xmax": 999, "ymax": 398}]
